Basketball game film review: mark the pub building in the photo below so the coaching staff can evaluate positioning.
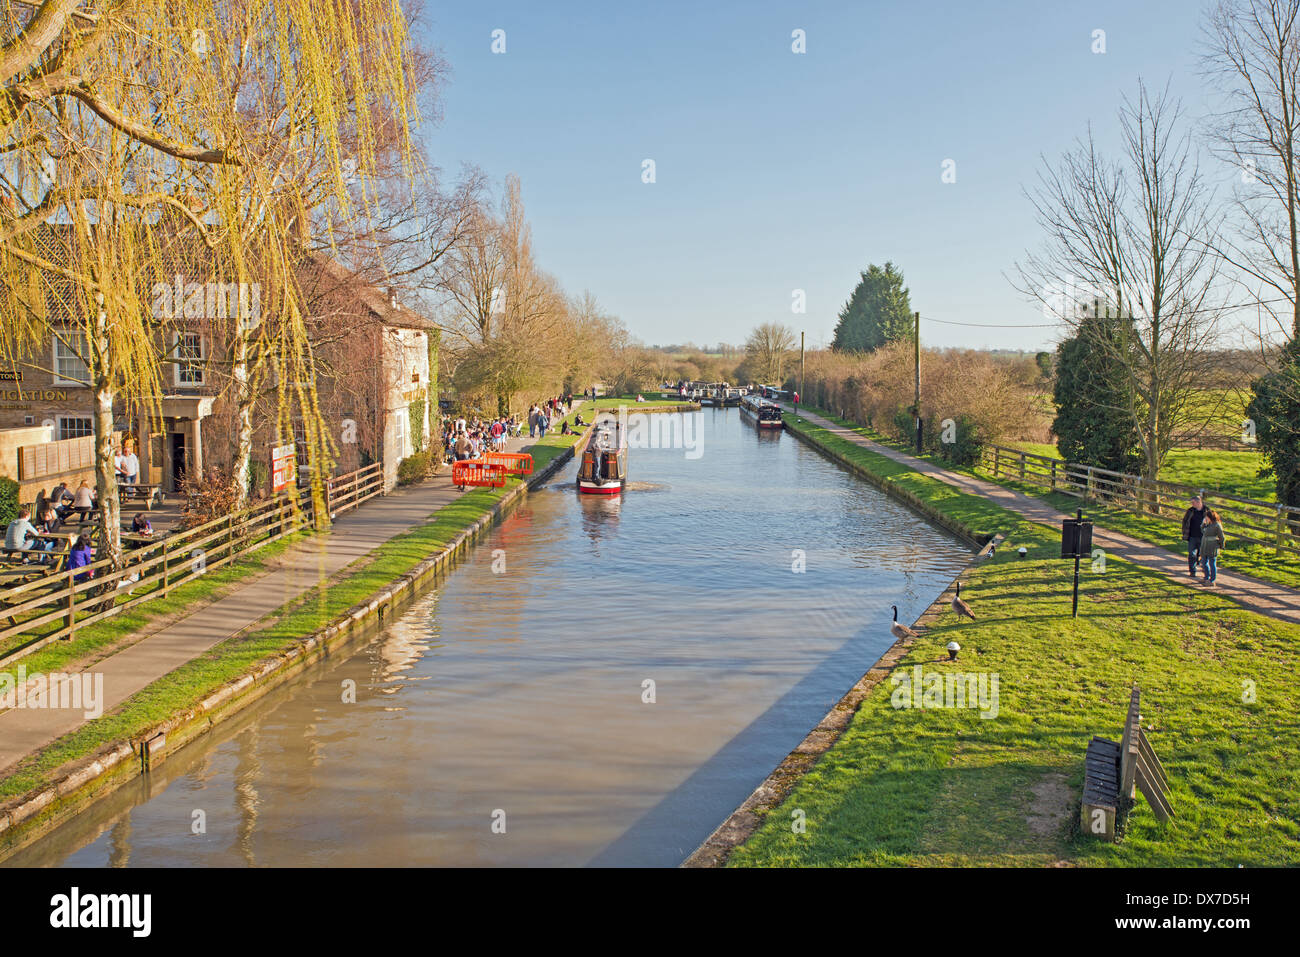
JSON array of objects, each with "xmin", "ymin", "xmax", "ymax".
[{"xmin": 0, "ymin": 255, "xmax": 434, "ymax": 504}]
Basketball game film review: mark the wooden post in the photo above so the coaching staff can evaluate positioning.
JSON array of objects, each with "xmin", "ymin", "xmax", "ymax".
[
  {"xmin": 1278, "ymin": 505, "xmax": 1287, "ymax": 558},
  {"xmin": 162, "ymin": 545, "xmax": 169, "ymax": 597},
  {"xmin": 1018, "ymin": 452, "xmax": 1025, "ymax": 481},
  {"xmin": 1085, "ymin": 466, "xmax": 1095, "ymax": 503},
  {"xmin": 913, "ymin": 312, "xmax": 922, "ymax": 455},
  {"xmin": 1050, "ymin": 459, "xmax": 1058, "ymax": 493},
  {"xmin": 65, "ymin": 567, "xmax": 75, "ymax": 636},
  {"xmin": 993, "ymin": 447, "xmax": 1001, "ymax": 477}
]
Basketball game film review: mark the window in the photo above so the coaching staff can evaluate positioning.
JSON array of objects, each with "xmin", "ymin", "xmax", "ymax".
[
  {"xmin": 53, "ymin": 331, "xmax": 89, "ymax": 385},
  {"xmin": 173, "ymin": 332, "xmax": 206, "ymax": 387},
  {"xmin": 58, "ymin": 416, "xmax": 93, "ymax": 440}
]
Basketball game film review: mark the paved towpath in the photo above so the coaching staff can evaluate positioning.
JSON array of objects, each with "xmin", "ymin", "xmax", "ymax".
[
  {"xmin": 0, "ymin": 408, "xmax": 582, "ymax": 774},
  {"xmin": 788, "ymin": 405, "xmax": 1300, "ymax": 627}
]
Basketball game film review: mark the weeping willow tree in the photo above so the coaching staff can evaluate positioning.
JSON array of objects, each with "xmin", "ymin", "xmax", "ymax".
[{"xmin": 0, "ymin": 0, "xmax": 421, "ymax": 559}]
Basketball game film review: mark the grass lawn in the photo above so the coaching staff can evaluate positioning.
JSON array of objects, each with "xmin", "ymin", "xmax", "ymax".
[
  {"xmin": 730, "ymin": 416, "xmax": 1300, "ymax": 866},
  {"xmin": 0, "ymin": 424, "xmax": 593, "ymax": 804},
  {"xmin": 1006, "ymin": 442, "xmax": 1273, "ymax": 501}
]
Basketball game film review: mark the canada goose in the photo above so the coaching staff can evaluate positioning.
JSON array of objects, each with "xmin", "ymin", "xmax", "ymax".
[
  {"xmin": 891, "ymin": 605, "xmax": 917, "ymax": 641},
  {"xmin": 952, "ymin": 582, "xmax": 976, "ymax": 620}
]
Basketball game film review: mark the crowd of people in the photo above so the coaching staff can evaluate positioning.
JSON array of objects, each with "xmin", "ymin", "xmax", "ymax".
[
  {"xmin": 437, "ymin": 396, "xmax": 577, "ymax": 465},
  {"xmin": 440, "ymin": 413, "xmax": 523, "ymax": 464}
]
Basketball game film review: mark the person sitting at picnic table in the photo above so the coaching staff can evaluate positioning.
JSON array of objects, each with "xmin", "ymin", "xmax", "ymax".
[
  {"xmin": 34, "ymin": 502, "xmax": 63, "ymax": 564},
  {"xmin": 72, "ymin": 479, "xmax": 96, "ymax": 521},
  {"xmin": 130, "ymin": 512, "xmax": 153, "ymax": 546},
  {"xmin": 68, "ymin": 533, "xmax": 95, "ymax": 583},
  {"xmin": 48, "ymin": 481, "xmax": 73, "ymax": 519},
  {"xmin": 3, "ymin": 506, "xmax": 38, "ymax": 560}
]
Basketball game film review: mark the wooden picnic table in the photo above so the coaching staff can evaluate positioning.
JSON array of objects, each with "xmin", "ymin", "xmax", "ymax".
[{"xmin": 118, "ymin": 483, "xmax": 164, "ymax": 509}]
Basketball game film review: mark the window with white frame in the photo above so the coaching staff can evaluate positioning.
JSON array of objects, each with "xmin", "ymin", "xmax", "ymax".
[
  {"xmin": 58, "ymin": 416, "xmax": 93, "ymax": 439},
  {"xmin": 52, "ymin": 331, "xmax": 89, "ymax": 385},
  {"xmin": 174, "ymin": 332, "xmax": 206, "ymax": 386}
]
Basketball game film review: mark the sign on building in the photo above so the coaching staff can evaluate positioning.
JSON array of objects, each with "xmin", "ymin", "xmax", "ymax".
[{"xmin": 271, "ymin": 443, "xmax": 297, "ymax": 493}]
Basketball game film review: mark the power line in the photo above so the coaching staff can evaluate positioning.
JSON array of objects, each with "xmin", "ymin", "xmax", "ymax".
[
  {"xmin": 921, "ymin": 294, "xmax": 1296, "ymax": 328},
  {"xmin": 921, "ymin": 316, "xmax": 1059, "ymax": 328}
]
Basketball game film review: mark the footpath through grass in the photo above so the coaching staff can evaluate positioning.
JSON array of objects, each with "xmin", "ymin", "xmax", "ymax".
[{"xmin": 728, "ymin": 414, "xmax": 1300, "ymax": 867}]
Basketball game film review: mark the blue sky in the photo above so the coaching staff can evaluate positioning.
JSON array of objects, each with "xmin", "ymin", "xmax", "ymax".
[{"xmin": 415, "ymin": 0, "xmax": 1218, "ymax": 351}]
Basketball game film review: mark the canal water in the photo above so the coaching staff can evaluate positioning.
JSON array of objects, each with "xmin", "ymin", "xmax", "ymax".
[{"xmin": 10, "ymin": 408, "xmax": 972, "ymax": 867}]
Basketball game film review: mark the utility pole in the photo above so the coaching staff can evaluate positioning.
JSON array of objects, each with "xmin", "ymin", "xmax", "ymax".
[
  {"xmin": 798, "ymin": 331, "xmax": 805, "ymax": 416},
  {"xmin": 913, "ymin": 311, "xmax": 922, "ymax": 455}
]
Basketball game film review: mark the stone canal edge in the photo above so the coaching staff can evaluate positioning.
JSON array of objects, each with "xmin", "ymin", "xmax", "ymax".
[
  {"xmin": 0, "ymin": 418, "xmax": 621, "ymax": 861},
  {"xmin": 681, "ymin": 419, "xmax": 1001, "ymax": 868}
]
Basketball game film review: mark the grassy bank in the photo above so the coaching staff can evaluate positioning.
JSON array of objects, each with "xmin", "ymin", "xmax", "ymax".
[
  {"xmin": 728, "ymin": 414, "xmax": 1300, "ymax": 866},
  {"xmin": 799, "ymin": 406, "xmax": 1300, "ymax": 592}
]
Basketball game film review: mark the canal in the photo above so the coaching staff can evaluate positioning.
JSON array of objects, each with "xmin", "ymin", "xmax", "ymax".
[{"xmin": 10, "ymin": 408, "xmax": 973, "ymax": 867}]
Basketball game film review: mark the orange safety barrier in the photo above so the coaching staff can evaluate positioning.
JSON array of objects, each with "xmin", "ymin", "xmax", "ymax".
[
  {"xmin": 452, "ymin": 459, "xmax": 507, "ymax": 488},
  {"xmin": 485, "ymin": 451, "xmax": 533, "ymax": 476}
]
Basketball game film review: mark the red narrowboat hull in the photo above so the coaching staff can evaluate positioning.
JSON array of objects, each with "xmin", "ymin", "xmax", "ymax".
[{"xmin": 577, "ymin": 480, "xmax": 624, "ymax": 494}]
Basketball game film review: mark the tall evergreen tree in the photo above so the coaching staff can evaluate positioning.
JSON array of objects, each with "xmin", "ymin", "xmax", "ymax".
[
  {"xmin": 1246, "ymin": 337, "xmax": 1300, "ymax": 509},
  {"xmin": 832, "ymin": 262, "xmax": 913, "ymax": 352},
  {"xmin": 1052, "ymin": 313, "xmax": 1145, "ymax": 474}
]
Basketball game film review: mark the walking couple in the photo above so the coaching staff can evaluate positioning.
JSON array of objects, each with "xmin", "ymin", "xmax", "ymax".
[{"xmin": 1181, "ymin": 495, "xmax": 1226, "ymax": 587}]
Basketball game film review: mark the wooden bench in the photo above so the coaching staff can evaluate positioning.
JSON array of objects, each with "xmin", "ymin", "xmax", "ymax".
[{"xmin": 1081, "ymin": 684, "xmax": 1175, "ymax": 840}]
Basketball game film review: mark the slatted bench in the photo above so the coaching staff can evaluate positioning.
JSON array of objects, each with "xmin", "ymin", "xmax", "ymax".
[{"xmin": 1081, "ymin": 684, "xmax": 1175, "ymax": 840}]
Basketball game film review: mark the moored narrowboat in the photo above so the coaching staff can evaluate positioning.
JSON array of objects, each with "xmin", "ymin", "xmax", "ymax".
[{"xmin": 740, "ymin": 394, "xmax": 784, "ymax": 429}]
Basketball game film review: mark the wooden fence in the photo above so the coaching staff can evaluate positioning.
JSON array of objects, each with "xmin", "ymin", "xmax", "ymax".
[
  {"xmin": 0, "ymin": 462, "xmax": 383, "ymax": 666},
  {"xmin": 977, "ymin": 444, "xmax": 1300, "ymax": 558}
]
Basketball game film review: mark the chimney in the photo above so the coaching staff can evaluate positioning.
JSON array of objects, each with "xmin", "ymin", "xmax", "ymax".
[{"xmin": 387, "ymin": 287, "xmax": 399, "ymax": 310}]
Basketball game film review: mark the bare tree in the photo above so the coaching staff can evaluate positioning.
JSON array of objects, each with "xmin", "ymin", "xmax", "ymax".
[
  {"xmin": 1204, "ymin": 0, "xmax": 1300, "ymax": 339},
  {"xmin": 1019, "ymin": 82, "xmax": 1227, "ymax": 481},
  {"xmin": 1204, "ymin": 0, "xmax": 1300, "ymax": 505},
  {"xmin": 743, "ymin": 322, "xmax": 798, "ymax": 384}
]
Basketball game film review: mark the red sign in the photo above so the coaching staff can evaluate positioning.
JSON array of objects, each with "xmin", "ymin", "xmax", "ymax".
[{"xmin": 271, "ymin": 443, "xmax": 296, "ymax": 493}]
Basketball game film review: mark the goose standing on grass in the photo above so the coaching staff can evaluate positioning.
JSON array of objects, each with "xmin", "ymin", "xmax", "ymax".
[
  {"xmin": 891, "ymin": 605, "xmax": 918, "ymax": 641},
  {"xmin": 951, "ymin": 582, "xmax": 976, "ymax": 621}
]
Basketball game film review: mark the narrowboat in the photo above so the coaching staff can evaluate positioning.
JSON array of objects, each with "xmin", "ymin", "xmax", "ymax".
[
  {"xmin": 740, "ymin": 393, "xmax": 784, "ymax": 429},
  {"xmin": 577, "ymin": 419, "xmax": 627, "ymax": 494}
]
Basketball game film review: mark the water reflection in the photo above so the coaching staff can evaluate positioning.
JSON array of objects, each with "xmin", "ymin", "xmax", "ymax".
[{"xmin": 578, "ymin": 490, "xmax": 621, "ymax": 548}]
